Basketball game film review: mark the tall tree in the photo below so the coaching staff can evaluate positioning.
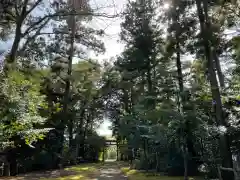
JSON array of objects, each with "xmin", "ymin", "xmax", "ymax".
[{"xmin": 195, "ymin": 1, "xmax": 234, "ymax": 179}]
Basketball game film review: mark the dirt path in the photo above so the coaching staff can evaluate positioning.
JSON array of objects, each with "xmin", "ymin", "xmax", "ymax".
[
  {"xmin": 1, "ymin": 161, "xmax": 128, "ymax": 180},
  {"xmin": 96, "ymin": 162, "xmax": 128, "ymax": 180}
]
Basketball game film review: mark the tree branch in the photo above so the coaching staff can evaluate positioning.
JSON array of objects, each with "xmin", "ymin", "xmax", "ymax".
[
  {"xmin": 20, "ymin": 18, "xmax": 50, "ymax": 51},
  {"xmin": 21, "ymin": 0, "xmax": 29, "ymax": 17},
  {"xmin": 22, "ymin": 16, "xmax": 50, "ymax": 37},
  {"xmin": 33, "ymin": 32, "xmax": 69, "ymax": 36},
  {"xmin": 22, "ymin": 10, "xmax": 120, "ymax": 37},
  {"xmin": 5, "ymin": 9, "xmax": 16, "ymax": 22},
  {"xmin": 14, "ymin": 2, "xmax": 20, "ymax": 17},
  {"xmin": 25, "ymin": 0, "xmax": 44, "ymax": 17}
]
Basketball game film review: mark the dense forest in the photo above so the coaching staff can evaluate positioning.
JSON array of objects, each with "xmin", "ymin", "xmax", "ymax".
[{"xmin": 0, "ymin": 0, "xmax": 240, "ymax": 180}]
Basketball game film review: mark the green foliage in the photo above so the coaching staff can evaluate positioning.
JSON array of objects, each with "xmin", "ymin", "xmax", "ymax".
[{"xmin": 0, "ymin": 71, "xmax": 48, "ymax": 146}]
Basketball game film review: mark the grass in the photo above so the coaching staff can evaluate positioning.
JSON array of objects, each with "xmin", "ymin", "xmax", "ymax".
[
  {"xmin": 38, "ymin": 163, "xmax": 102, "ymax": 180},
  {"xmin": 121, "ymin": 167, "xmax": 204, "ymax": 180}
]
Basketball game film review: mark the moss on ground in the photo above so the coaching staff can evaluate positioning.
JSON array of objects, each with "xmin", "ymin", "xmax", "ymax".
[{"xmin": 121, "ymin": 167, "xmax": 204, "ymax": 180}]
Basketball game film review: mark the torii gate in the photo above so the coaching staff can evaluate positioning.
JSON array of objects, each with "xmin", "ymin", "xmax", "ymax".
[
  {"xmin": 102, "ymin": 139, "xmax": 128, "ymax": 162},
  {"xmin": 102, "ymin": 140, "xmax": 118, "ymax": 162}
]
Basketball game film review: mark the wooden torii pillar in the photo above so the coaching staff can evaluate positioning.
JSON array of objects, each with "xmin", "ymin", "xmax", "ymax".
[
  {"xmin": 116, "ymin": 141, "xmax": 119, "ymax": 161},
  {"xmin": 102, "ymin": 147, "xmax": 105, "ymax": 162}
]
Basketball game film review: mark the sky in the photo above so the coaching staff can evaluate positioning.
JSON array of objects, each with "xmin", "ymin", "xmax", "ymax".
[
  {"xmin": 87, "ymin": 0, "xmax": 126, "ymax": 61},
  {"xmin": 96, "ymin": 119, "xmax": 112, "ymax": 136}
]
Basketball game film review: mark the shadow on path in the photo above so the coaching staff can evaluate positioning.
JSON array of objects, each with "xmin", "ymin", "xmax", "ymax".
[
  {"xmin": 1, "ymin": 169, "xmax": 79, "ymax": 180},
  {"xmin": 1, "ymin": 161, "xmax": 128, "ymax": 180},
  {"xmin": 96, "ymin": 161, "xmax": 127, "ymax": 180}
]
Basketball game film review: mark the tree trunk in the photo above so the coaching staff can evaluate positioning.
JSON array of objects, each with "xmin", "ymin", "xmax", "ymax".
[
  {"xmin": 175, "ymin": 39, "xmax": 185, "ymax": 114},
  {"xmin": 10, "ymin": 159, "xmax": 17, "ymax": 176},
  {"xmin": 147, "ymin": 67, "xmax": 153, "ymax": 94},
  {"xmin": 174, "ymin": 13, "xmax": 190, "ymax": 179},
  {"xmin": 9, "ymin": 23, "xmax": 21, "ymax": 63},
  {"xmin": 176, "ymin": 40, "xmax": 189, "ymax": 179},
  {"xmin": 3, "ymin": 162, "xmax": 10, "ymax": 176},
  {"xmin": 130, "ymin": 84, "xmax": 134, "ymax": 111},
  {"xmin": 5, "ymin": 150, "xmax": 17, "ymax": 176},
  {"xmin": 156, "ymin": 152, "xmax": 159, "ymax": 171},
  {"xmin": 143, "ymin": 139, "xmax": 148, "ymax": 171},
  {"xmin": 6, "ymin": 20, "xmax": 22, "ymax": 71},
  {"xmin": 176, "ymin": 42, "xmax": 184, "ymax": 95},
  {"xmin": 82, "ymin": 112, "xmax": 92, "ymax": 159},
  {"xmin": 62, "ymin": 13, "xmax": 75, "ymax": 126},
  {"xmin": 68, "ymin": 119, "xmax": 73, "ymax": 148},
  {"xmin": 213, "ymin": 51, "xmax": 225, "ymax": 88},
  {"xmin": 123, "ymin": 89, "xmax": 130, "ymax": 113},
  {"xmin": 76, "ymin": 107, "xmax": 85, "ymax": 158},
  {"xmin": 195, "ymin": 1, "xmax": 234, "ymax": 180},
  {"xmin": 146, "ymin": 65, "xmax": 156, "ymax": 109},
  {"xmin": 184, "ymin": 154, "xmax": 188, "ymax": 180},
  {"xmin": 182, "ymin": 145, "xmax": 188, "ymax": 180},
  {"xmin": 78, "ymin": 104, "xmax": 86, "ymax": 129},
  {"xmin": 61, "ymin": 7, "xmax": 76, "ymax": 166},
  {"xmin": 7, "ymin": 0, "xmax": 29, "ymax": 68}
]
